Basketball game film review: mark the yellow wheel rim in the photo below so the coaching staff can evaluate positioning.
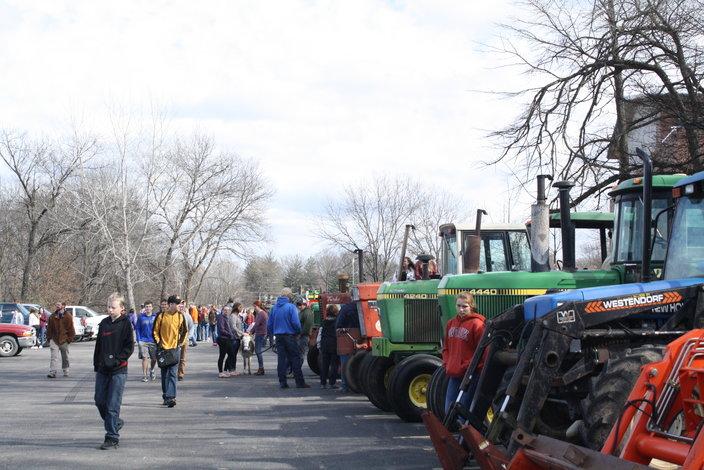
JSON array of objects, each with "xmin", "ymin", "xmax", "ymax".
[{"xmin": 408, "ymin": 373, "xmax": 431, "ymax": 408}]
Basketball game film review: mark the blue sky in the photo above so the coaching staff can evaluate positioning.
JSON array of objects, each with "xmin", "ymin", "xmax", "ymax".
[{"xmin": 0, "ymin": 0, "xmax": 541, "ymax": 258}]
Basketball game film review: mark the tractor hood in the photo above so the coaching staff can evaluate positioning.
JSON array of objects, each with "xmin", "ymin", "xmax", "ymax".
[{"xmin": 523, "ymin": 277, "xmax": 704, "ymax": 321}]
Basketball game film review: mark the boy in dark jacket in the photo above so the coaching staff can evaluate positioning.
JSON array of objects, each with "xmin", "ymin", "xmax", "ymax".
[
  {"xmin": 317, "ymin": 304, "xmax": 340, "ymax": 388},
  {"xmin": 93, "ymin": 293, "xmax": 135, "ymax": 450}
]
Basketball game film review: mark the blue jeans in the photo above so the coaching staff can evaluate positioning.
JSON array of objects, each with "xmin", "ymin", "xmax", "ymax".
[
  {"xmin": 276, "ymin": 334, "xmax": 305, "ymax": 386},
  {"xmin": 339, "ymin": 354, "xmax": 350, "ymax": 390},
  {"xmin": 38, "ymin": 326, "xmax": 46, "ymax": 345},
  {"xmin": 95, "ymin": 372, "xmax": 127, "ymax": 441},
  {"xmin": 255, "ymin": 335, "xmax": 266, "ymax": 369},
  {"xmin": 445, "ymin": 375, "xmax": 475, "ymax": 414},
  {"xmin": 160, "ymin": 351, "xmax": 180, "ymax": 400}
]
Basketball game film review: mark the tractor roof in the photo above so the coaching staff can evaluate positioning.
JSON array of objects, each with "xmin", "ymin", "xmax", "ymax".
[
  {"xmin": 610, "ymin": 174, "xmax": 687, "ymax": 196},
  {"xmin": 674, "ymin": 170, "xmax": 704, "ymax": 188},
  {"xmin": 439, "ymin": 223, "xmax": 526, "ymax": 235}
]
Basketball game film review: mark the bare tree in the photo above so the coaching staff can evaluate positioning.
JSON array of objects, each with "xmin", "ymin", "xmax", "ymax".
[
  {"xmin": 75, "ymin": 114, "xmax": 163, "ymax": 310},
  {"xmin": 0, "ymin": 130, "xmax": 98, "ymax": 299},
  {"xmin": 311, "ymin": 249, "xmax": 349, "ymax": 292},
  {"xmin": 319, "ymin": 176, "xmax": 424, "ymax": 281},
  {"xmin": 489, "ymin": 0, "xmax": 704, "ymax": 206},
  {"xmin": 408, "ymin": 190, "xmax": 472, "ymax": 264}
]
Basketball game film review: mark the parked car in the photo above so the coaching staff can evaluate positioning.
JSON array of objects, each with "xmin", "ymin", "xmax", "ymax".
[
  {"xmin": 0, "ymin": 323, "xmax": 35, "ymax": 357},
  {"xmin": 20, "ymin": 304, "xmax": 86, "ymax": 342},
  {"xmin": 65, "ymin": 306, "xmax": 107, "ymax": 340},
  {"xmin": 0, "ymin": 302, "xmax": 31, "ymax": 325}
]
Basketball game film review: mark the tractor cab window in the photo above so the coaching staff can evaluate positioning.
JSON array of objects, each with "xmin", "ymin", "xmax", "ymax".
[
  {"xmin": 441, "ymin": 232, "xmax": 458, "ymax": 275},
  {"xmin": 467, "ymin": 231, "xmax": 509, "ymax": 272},
  {"xmin": 508, "ymin": 231, "xmax": 531, "ymax": 271},
  {"xmin": 613, "ymin": 194, "xmax": 671, "ymax": 264},
  {"xmin": 665, "ymin": 197, "xmax": 704, "ymax": 280}
]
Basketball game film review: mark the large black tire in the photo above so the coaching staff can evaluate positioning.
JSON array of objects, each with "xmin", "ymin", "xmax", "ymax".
[
  {"xmin": 361, "ymin": 355, "xmax": 395, "ymax": 412},
  {"xmin": 307, "ymin": 345, "xmax": 320, "ymax": 376},
  {"xmin": 388, "ymin": 354, "xmax": 443, "ymax": 422},
  {"xmin": 343, "ymin": 350, "xmax": 367, "ymax": 394},
  {"xmin": 582, "ymin": 345, "xmax": 664, "ymax": 450},
  {"xmin": 0, "ymin": 335, "xmax": 19, "ymax": 357},
  {"xmin": 427, "ymin": 366, "xmax": 450, "ymax": 421}
]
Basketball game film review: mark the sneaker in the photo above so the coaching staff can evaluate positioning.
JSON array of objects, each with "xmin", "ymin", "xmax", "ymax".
[
  {"xmin": 320, "ymin": 384, "xmax": 328, "ymax": 389},
  {"xmin": 150, "ymin": 371, "xmax": 156, "ymax": 381},
  {"xmin": 141, "ymin": 375, "xmax": 149, "ymax": 383},
  {"xmin": 100, "ymin": 438, "xmax": 119, "ymax": 450},
  {"xmin": 279, "ymin": 383, "xmax": 289, "ymax": 389},
  {"xmin": 63, "ymin": 371, "xmax": 70, "ymax": 377},
  {"xmin": 229, "ymin": 371, "xmax": 240, "ymax": 377},
  {"xmin": 296, "ymin": 383, "xmax": 311, "ymax": 389},
  {"xmin": 218, "ymin": 372, "xmax": 230, "ymax": 378},
  {"xmin": 47, "ymin": 372, "xmax": 56, "ymax": 379},
  {"xmin": 166, "ymin": 399, "xmax": 176, "ymax": 408},
  {"xmin": 38, "ymin": 345, "xmax": 43, "ymax": 349}
]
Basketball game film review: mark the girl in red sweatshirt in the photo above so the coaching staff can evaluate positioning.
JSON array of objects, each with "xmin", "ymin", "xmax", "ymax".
[{"xmin": 442, "ymin": 292, "xmax": 485, "ymax": 413}]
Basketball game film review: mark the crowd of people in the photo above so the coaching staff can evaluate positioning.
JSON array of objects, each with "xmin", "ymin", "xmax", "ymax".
[
  {"xmin": 38, "ymin": 285, "xmax": 484, "ymax": 451},
  {"xmin": 38, "ymin": 288, "xmax": 321, "ymax": 449}
]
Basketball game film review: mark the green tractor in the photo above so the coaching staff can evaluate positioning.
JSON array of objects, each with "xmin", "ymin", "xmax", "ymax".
[{"xmin": 361, "ymin": 174, "xmax": 685, "ymax": 423}]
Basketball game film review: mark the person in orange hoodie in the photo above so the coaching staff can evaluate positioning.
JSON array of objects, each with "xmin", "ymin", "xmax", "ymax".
[{"xmin": 442, "ymin": 292, "xmax": 485, "ymax": 413}]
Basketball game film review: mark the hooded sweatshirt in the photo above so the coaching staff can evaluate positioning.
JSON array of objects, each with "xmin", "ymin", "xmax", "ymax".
[
  {"xmin": 267, "ymin": 296, "xmax": 301, "ymax": 335},
  {"xmin": 441, "ymin": 312, "xmax": 485, "ymax": 378},
  {"xmin": 93, "ymin": 314, "xmax": 135, "ymax": 375}
]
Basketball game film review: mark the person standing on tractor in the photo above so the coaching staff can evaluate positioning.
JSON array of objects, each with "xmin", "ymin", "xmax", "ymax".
[
  {"xmin": 442, "ymin": 292, "xmax": 485, "ymax": 413},
  {"xmin": 393, "ymin": 256, "xmax": 416, "ymax": 282}
]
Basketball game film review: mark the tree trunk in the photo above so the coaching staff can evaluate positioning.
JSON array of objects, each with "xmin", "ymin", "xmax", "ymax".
[
  {"xmin": 20, "ymin": 222, "xmax": 38, "ymax": 300},
  {"xmin": 124, "ymin": 265, "xmax": 136, "ymax": 311}
]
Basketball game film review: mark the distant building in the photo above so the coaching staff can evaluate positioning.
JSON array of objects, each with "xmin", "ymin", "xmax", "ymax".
[{"xmin": 608, "ymin": 95, "xmax": 703, "ymax": 174}]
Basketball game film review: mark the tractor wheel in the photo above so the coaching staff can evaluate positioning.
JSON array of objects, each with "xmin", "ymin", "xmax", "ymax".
[
  {"xmin": 307, "ymin": 345, "xmax": 320, "ymax": 376},
  {"xmin": 343, "ymin": 350, "xmax": 367, "ymax": 394},
  {"xmin": 426, "ymin": 366, "xmax": 450, "ymax": 421},
  {"xmin": 582, "ymin": 345, "xmax": 664, "ymax": 450},
  {"xmin": 387, "ymin": 354, "xmax": 443, "ymax": 422},
  {"xmin": 363, "ymin": 355, "xmax": 396, "ymax": 412},
  {"xmin": 357, "ymin": 351, "xmax": 374, "ymax": 396}
]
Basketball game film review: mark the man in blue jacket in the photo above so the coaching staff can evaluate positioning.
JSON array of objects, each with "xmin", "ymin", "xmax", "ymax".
[
  {"xmin": 267, "ymin": 288, "xmax": 310, "ymax": 389},
  {"xmin": 135, "ymin": 301, "xmax": 157, "ymax": 382}
]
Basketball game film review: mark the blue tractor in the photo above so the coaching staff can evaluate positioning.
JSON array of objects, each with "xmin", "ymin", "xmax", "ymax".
[{"xmin": 425, "ymin": 152, "xmax": 704, "ymax": 468}]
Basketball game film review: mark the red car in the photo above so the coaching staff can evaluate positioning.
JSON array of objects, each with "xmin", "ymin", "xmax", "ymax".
[{"xmin": 0, "ymin": 323, "xmax": 35, "ymax": 357}]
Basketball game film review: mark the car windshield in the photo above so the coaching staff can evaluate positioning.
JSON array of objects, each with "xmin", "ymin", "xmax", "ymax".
[{"xmin": 665, "ymin": 196, "xmax": 704, "ymax": 279}]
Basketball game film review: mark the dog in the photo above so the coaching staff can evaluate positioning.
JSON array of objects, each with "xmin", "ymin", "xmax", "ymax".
[{"xmin": 240, "ymin": 333, "xmax": 254, "ymax": 375}]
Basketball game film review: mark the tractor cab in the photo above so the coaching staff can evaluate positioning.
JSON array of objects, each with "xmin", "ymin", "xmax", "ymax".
[
  {"xmin": 664, "ymin": 174, "xmax": 704, "ymax": 280},
  {"xmin": 611, "ymin": 174, "xmax": 685, "ymax": 280},
  {"xmin": 439, "ymin": 223, "xmax": 531, "ymax": 275}
]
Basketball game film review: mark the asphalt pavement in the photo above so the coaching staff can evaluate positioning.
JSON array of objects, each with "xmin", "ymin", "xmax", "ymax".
[{"xmin": 0, "ymin": 340, "xmax": 439, "ymax": 469}]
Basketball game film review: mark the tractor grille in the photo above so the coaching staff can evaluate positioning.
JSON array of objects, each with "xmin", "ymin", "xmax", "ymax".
[
  {"xmin": 404, "ymin": 299, "xmax": 442, "ymax": 343},
  {"xmin": 475, "ymin": 295, "xmax": 533, "ymax": 320}
]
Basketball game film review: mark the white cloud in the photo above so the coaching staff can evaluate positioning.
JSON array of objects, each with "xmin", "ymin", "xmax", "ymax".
[{"xmin": 0, "ymin": 0, "xmax": 536, "ymax": 259}]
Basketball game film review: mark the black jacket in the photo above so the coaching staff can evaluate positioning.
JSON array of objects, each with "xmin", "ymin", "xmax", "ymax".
[
  {"xmin": 93, "ymin": 315, "xmax": 135, "ymax": 375},
  {"xmin": 320, "ymin": 318, "xmax": 338, "ymax": 354}
]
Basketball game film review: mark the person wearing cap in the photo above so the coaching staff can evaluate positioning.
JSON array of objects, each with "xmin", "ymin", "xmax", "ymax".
[
  {"xmin": 152, "ymin": 295, "xmax": 187, "ymax": 407},
  {"xmin": 267, "ymin": 287, "xmax": 310, "ymax": 389}
]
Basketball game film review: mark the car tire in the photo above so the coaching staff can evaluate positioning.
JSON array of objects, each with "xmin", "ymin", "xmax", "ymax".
[{"xmin": 0, "ymin": 335, "xmax": 19, "ymax": 357}]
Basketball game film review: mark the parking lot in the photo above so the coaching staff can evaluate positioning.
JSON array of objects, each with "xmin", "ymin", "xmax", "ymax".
[{"xmin": 0, "ymin": 341, "xmax": 439, "ymax": 469}]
